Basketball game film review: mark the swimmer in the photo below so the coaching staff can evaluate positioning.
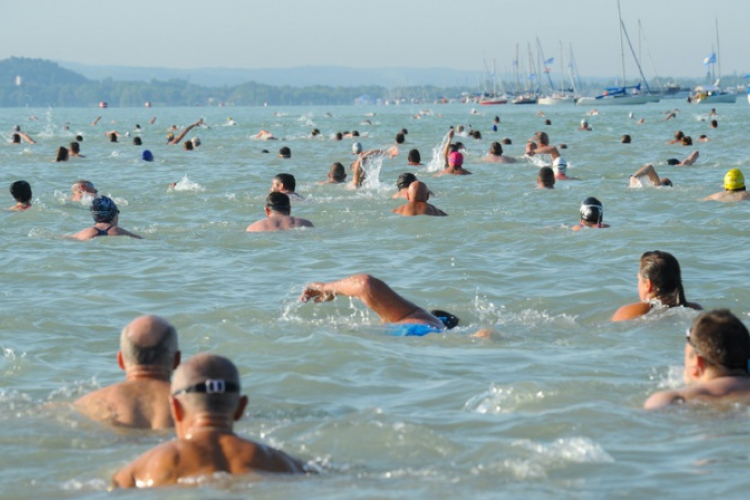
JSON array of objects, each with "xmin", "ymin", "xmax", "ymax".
[
  {"xmin": 621, "ymin": 134, "xmax": 631, "ymax": 144},
  {"xmin": 270, "ymin": 173, "xmax": 303, "ymax": 199},
  {"xmin": 8, "ymin": 180, "xmax": 32, "ymax": 211},
  {"xmin": 168, "ymin": 119, "xmax": 203, "ymax": 145},
  {"xmin": 67, "ymin": 196, "xmax": 143, "ymax": 241},
  {"xmin": 278, "ymin": 146, "xmax": 291, "ymax": 159},
  {"xmin": 69, "ymin": 141, "xmax": 84, "ymax": 157},
  {"xmin": 578, "ymin": 119, "xmax": 592, "ymax": 131},
  {"xmin": 141, "ymin": 150, "xmax": 154, "ymax": 162},
  {"xmin": 710, "ymin": 119, "xmax": 718, "ymax": 129},
  {"xmin": 318, "ymin": 162, "xmax": 347, "ymax": 184},
  {"xmin": 552, "ymin": 157, "xmax": 576, "ymax": 180},
  {"xmin": 392, "ymin": 181, "xmax": 446, "ymax": 217},
  {"xmin": 10, "ymin": 128, "xmax": 35, "ymax": 144},
  {"xmin": 111, "ymin": 353, "xmax": 306, "ymax": 488},
  {"xmin": 254, "ymin": 129, "xmax": 277, "ymax": 140},
  {"xmin": 644, "ymin": 309, "xmax": 750, "ymax": 409},
  {"xmin": 132, "ymin": 136, "xmax": 142, "ymax": 146},
  {"xmin": 666, "ymin": 150, "xmax": 699, "ymax": 167},
  {"xmin": 105, "ymin": 131, "xmax": 120, "ymax": 143},
  {"xmin": 612, "ymin": 250, "xmax": 701, "ymax": 321},
  {"xmin": 70, "ymin": 180, "xmax": 98, "ymax": 202},
  {"xmin": 74, "ymin": 315, "xmax": 180, "ymax": 429},
  {"xmin": 536, "ymin": 167, "xmax": 555, "ymax": 189},
  {"xmin": 629, "ymin": 164, "xmax": 672, "ymax": 188},
  {"xmin": 526, "ymin": 131, "xmax": 565, "ymax": 173},
  {"xmin": 395, "ymin": 132, "xmax": 405, "ymax": 144},
  {"xmin": 300, "ymin": 274, "xmax": 458, "ymax": 336},
  {"xmin": 666, "ymin": 130, "xmax": 684, "ymax": 145},
  {"xmin": 572, "ymin": 197, "xmax": 609, "ymax": 231},
  {"xmin": 698, "ymin": 134, "xmax": 709, "ymax": 142},
  {"xmin": 680, "ymin": 136, "xmax": 693, "ymax": 146},
  {"xmin": 436, "ymin": 129, "xmax": 472, "ymax": 176},
  {"xmin": 91, "ymin": 116, "xmax": 102, "ymax": 126},
  {"xmin": 665, "ymin": 109, "xmax": 679, "ymax": 121},
  {"xmin": 483, "ymin": 141, "xmax": 516, "ymax": 164},
  {"xmin": 246, "ymin": 192, "xmax": 313, "ymax": 232},
  {"xmin": 703, "ymin": 169, "xmax": 750, "ymax": 202},
  {"xmin": 407, "ymin": 149, "xmax": 422, "ymax": 166},
  {"xmin": 52, "ymin": 145, "xmax": 69, "ymax": 162},
  {"xmin": 392, "ymin": 172, "xmax": 417, "ymax": 199}
]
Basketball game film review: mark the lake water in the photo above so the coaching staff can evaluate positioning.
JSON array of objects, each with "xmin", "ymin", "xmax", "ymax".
[{"xmin": 2, "ymin": 99, "xmax": 750, "ymax": 499}]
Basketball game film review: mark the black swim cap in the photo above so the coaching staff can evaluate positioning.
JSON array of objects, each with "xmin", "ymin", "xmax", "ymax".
[
  {"xmin": 397, "ymin": 173, "xmax": 417, "ymax": 190},
  {"xmin": 431, "ymin": 310, "xmax": 459, "ymax": 330},
  {"xmin": 666, "ymin": 158, "xmax": 680, "ymax": 166},
  {"xmin": 90, "ymin": 196, "xmax": 119, "ymax": 223},
  {"xmin": 580, "ymin": 197, "xmax": 603, "ymax": 224}
]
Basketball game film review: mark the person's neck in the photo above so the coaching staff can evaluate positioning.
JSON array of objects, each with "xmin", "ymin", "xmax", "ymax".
[
  {"xmin": 124, "ymin": 364, "xmax": 171, "ymax": 382},
  {"xmin": 702, "ymin": 366, "xmax": 750, "ymax": 382},
  {"xmin": 182, "ymin": 413, "xmax": 235, "ymax": 439}
]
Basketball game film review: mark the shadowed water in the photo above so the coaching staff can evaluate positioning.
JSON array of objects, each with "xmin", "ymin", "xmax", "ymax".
[{"xmin": 2, "ymin": 101, "xmax": 750, "ymax": 498}]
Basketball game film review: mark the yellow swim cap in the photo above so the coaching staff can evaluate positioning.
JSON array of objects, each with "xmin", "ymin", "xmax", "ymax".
[{"xmin": 724, "ymin": 169, "xmax": 745, "ymax": 191}]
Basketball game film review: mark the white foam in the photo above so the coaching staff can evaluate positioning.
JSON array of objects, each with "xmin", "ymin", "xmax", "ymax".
[{"xmin": 173, "ymin": 175, "xmax": 205, "ymax": 192}]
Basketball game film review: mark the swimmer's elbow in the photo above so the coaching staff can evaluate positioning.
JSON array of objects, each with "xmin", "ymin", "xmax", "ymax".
[{"xmin": 644, "ymin": 391, "xmax": 683, "ymax": 410}]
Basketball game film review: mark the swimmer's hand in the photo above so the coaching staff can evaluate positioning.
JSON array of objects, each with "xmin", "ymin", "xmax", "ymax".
[{"xmin": 299, "ymin": 284, "xmax": 336, "ymax": 303}]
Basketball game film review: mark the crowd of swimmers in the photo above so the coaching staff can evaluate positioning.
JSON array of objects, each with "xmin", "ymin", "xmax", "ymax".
[{"xmin": 6, "ymin": 106, "xmax": 750, "ymax": 489}]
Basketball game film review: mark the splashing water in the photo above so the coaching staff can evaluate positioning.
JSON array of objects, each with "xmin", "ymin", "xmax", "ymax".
[
  {"xmin": 173, "ymin": 175, "xmax": 205, "ymax": 192},
  {"xmin": 426, "ymin": 130, "xmax": 452, "ymax": 172},
  {"xmin": 359, "ymin": 153, "xmax": 386, "ymax": 191}
]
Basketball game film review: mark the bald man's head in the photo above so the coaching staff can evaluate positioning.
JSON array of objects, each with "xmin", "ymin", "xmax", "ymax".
[
  {"xmin": 171, "ymin": 354, "xmax": 241, "ymax": 414},
  {"xmin": 407, "ymin": 181, "xmax": 429, "ymax": 202},
  {"xmin": 120, "ymin": 315, "xmax": 178, "ymax": 369}
]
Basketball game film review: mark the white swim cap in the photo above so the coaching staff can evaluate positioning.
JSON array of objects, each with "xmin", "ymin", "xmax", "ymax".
[
  {"xmin": 553, "ymin": 157, "xmax": 567, "ymax": 175},
  {"xmin": 352, "ymin": 142, "xmax": 363, "ymax": 154}
]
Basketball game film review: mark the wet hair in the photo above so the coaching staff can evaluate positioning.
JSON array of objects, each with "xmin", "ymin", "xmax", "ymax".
[
  {"xmin": 278, "ymin": 146, "xmax": 291, "ymax": 158},
  {"xmin": 666, "ymin": 158, "xmax": 680, "ymax": 166},
  {"xmin": 490, "ymin": 142, "xmax": 503, "ymax": 155},
  {"xmin": 639, "ymin": 250, "xmax": 687, "ymax": 308},
  {"xmin": 55, "ymin": 146, "xmax": 69, "ymax": 162},
  {"xmin": 69, "ymin": 141, "xmax": 80, "ymax": 154},
  {"xmin": 535, "ymin": 131, "xmax": 549, "ymax": 145},
  {"xmin": 76, "ymin": 135, "xmax": 83, "ymax": 142},
  {"xmin": 330, "ymin": 162, "xmax": 346, "ymax": 182},
  {"xmin": 90, "ymin": 195, "xmax": 119, "ymax": 223},
  {"xmin": 395, "ymin": 132, "xmax": 405, "ymax": 144},
  {"xmin": 120, "ymin": 322, "xmax": 178, "ymax": 367},
  {"xmin": 430, "ymin": 310, "xmax": 459, "ymax": 330},
  {"xmin": 621, "ymin": 134, "xmax": 631, "ymax": 144},
  {"xmin": 690, "ymin": 309, "xmax": 750, "ymax": 371},
  {"xmin": 334, "ymin": 132, "xmax": 343, "ymax": 141},
  {"xmin": 274, "ymin": 173, "xmax": 296, "ymax": 192},
  {"xmin": 473, "ymin": 130, "xmax": 482, "ymax": 139},
  {"xmin": 183, "ymin": 140, "xmax": 194, "ymax": 150},
  {"xmin": 579, "ymin": 197, "xmax": 603, "ymax": 225},
  {"xmin": 710, "ymin": 119, "xmax": 718, "ymax": 128},
  {"xmin": 681, "ymin": 136, "xmax": 693, "ymax": 146},
  {"xmin": 396, "ymin": 172, "xmax": 417, "ymax": 191},
  {"xmin": 108, "ymin": 132, "xmax": 118, "ymax": 143},
  {"xmin": 544, "ymin": 119, "xmax": 552, "ymax": 126},
  {"xmin": 673, "ymin": 130, "xmax": 684, "ymax": 141},
  {"xmin": 265, "ymin": 191, "xmax": 291, "ymax": 215},
  {"xmin": 401, "ymin": 128, "xmax": 408, "ymax": 135},
  {"xmin": 133, "ymin": 136, "xmax": 142, "ymax": 146},
  {"xmin": 11, "ymin": 133, "xmax": 21, "ymax": 144},
  {"xmin": 501, "ymin": 137, "xmax": 512, "ymax": 145},
  {"xmin": 407, "ymin": 149, "xmax": 421, "ymax": 164},
  {"xmin": 311, "ymin": 128, "xmax": 320, "ymax": 136},
  {"xmin": 10, "ymin": 180, "xmax": 32, "ymax": 203},
  {"xmin": 351, "ymin": 130, "xmax": 360, "ymax": 137},
  {"xmin": 538, "ymin": 167, "xmax": 555, "ymax": 188}
]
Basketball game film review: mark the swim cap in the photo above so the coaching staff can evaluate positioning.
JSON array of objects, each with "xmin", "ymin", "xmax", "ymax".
[
  {"xmin": 430, "ymin": 310, "xmax": 459, "ymax": 330},
  {"xmin": 141, "ymin": 150, "xmax": 154, "ymax": 162},
  {"xmin": 724, "ymin": 169, "xmax": 745, "ymax": 191},
  {"xmin": 552, "ymin": 157, "xmax": 567, "ymax": 175},
  {"xmin": 396, "ymin": 172, "xmax": 417, "ymax": 190},
  {"xmin": 352, "ymin": 142, "xmax": 363, "ymax": 154},
  {"xmin": 448, "ymin": 151, "xmax": 464, "ymax": 167},
  {"xmin": 90, "ymin": 196, "xmax": 119, "ymax": 223},
  {"xmin": 580, "ymin": 197, "xmax": 603, "ymax": 224},
  {"xmin": 192, "ymin": 137, "xmax": 201, "ymax": 147}
]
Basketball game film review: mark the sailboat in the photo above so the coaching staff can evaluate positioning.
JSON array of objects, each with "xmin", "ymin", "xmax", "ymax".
[
  {"xmin": 513, "ymin": 44, "xmax": 538, "ymax": 104},
  {"xmin": 538, "ymin": 41, "xmax": 575, "ymax": 105},
  {"xmin": 689, "ymin": 18, "xmax": 736, "ymax": 105},
  {"xmin": 576, "ymin": 0, "xmax": 657, "ymax": 106},
  {"xmin": 479, "ymin": 59, "xmax": 508, "ymax": 105}
]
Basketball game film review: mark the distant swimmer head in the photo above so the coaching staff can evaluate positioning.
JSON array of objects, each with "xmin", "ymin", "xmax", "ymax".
[
  {"xmin": 191, "ymin": 137, "xmax": 201, "ymax": 147},
  {"xmin": 141, "ymin": 150, "xmax": 154, "ymax": 162},
  {"xmin": 490, "ymin": 142, "xmax": 503, "ymax": 155},
  {"xmin": 430, "ymin": 310, "xmax": 459, "ymax": 330},
  {"xmin": 666, "ymin": 158, "xmax": 680, "ymax": 166},
  {"xmin": 448, "ymin": 151, "xmax": 464, "ymax": 167},
  {"xmin": 396, "ymin": 172, "xmax": 417, "ymax": 191},
  {"xmin": 724, "ymin": 169, "xmax": 745, "ymax": 192},
  {"xmin": 352, "ymin": 142, "xmax": 363, "ymax": 154},
  {"xmin": 580, "ymin": 197, "xmax": 603, "ymax": 225},
  {"xmin": 552, "ymin": 157, "xmax": 567, "ymax": 175},
  {"xmin": 90, "ymin": 196, "xmax": 119, "ymax": 223},
  {"xmin": 581, "ymin": 119, "xmax": 588, "ymax": 127},
  {"xmin": 278, "ymin": 146, "xmax": 291, "ymax": 159},
  {"xmin": 407, "ymin": 148, "xmax": 421, "ymax": 164},
  {"xmin": 10, "ymin": 180, "xmax": 32, "ymax": 203},
  {"xmin": 620, "ymin": 134, "xmax": 631, "ymax": 144}
]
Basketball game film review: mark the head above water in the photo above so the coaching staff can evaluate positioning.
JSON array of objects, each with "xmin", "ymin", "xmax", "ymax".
[
  {"xmin": 278, "ymin": 146, "xmax": 291, "ymax": 159},
  {"xmin": 490, "ymin": 142, "xmax": 503, "ymax": 156},
  {"xmin": 724, "ymin": 169, "xmax": 745, "ymax": 192},
  {"xmin": 688, "ymin": 309, "xmax": 750, "ymax": 373},
  {"xmin": 430, "ymin": 310, "xmax": 459, "ymax": 330},
  {"xmin": 407, "ymin": 149, "xmax": 421, "ymax": 164},
  {"xmin": 537, "ymin": 167, "xmax": 555, "ymax": 188},
  {"xmin": 120, "ymin": 315, "xmax": 179, "ymax": 370},
  {"xmin": 90, "ymin": 196, "xmax": 119, "ymax": 223},
  {"xmin": 448, "ymin": 151, "xmax": 463, "ymax": 168},
  {"xmin": 352, "ymin": 142, "xmax": 363, "ymax": 154},
  {"xmin": 141, "ymin": 150, "xmax": 154, "ymax": 162},
  {"xmin": 171, "ymin": 353, "xmax": 243, "ymax": 415},
  {"xmin": 397, "ymin": 172, "xmax": 417, "ymax": 191},
  {"xmin": 639, "ymin": 250, "xmax": 687, "ymax": 308},
  {"xmin": 407, "ymin": 180, "xmax": 429, "ymax": 202},
  {"xmin": 579, "ymin": 197, "xmax": 603, "ymax": 225},
  {"xmin": 265, "ymin": 191, "xmax": 291, "ymax": 215},
  {"xmin": 10, "ymin": 180, "xmax": 32, "ymax": 203},
  {"xmin": 330, "ymin": 162, "xmax": 346, "ymax": 182},
  {"xmin": 273, "ymin": 173, "xmax": 296, "ymax": 193}
]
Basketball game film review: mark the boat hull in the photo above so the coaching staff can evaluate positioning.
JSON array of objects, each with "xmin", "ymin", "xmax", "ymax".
[
  {"xmin": 575, "ymin": 95, "xmax": 654, "ymax": 106},
  {"xmin": 692, "ymin": 94, "xmax": 737, "ymax": 104}
]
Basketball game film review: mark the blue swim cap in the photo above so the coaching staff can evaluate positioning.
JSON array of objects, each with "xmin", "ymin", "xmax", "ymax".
[
  {"xmin": 90, "ymin": 196, "xmax": 119, "ymax": 223},
  {"xmin": 141, "ymin": 150, "xmax": 154, "ymax": 162}
]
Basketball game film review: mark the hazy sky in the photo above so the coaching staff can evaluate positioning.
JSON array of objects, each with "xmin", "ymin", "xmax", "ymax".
[{"xmin": 2, "ymin": 0, "xmax": 748, "ymax": 78}]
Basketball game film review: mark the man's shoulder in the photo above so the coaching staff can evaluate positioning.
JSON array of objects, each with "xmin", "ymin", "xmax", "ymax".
[{"xmin": 291, "ymin": 217, "xmax": 314, "ymax": 228}]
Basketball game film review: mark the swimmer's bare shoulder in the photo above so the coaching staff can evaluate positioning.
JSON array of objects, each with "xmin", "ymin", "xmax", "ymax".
[{"xmin": 612, "ymin": 302, "xmax": 651, "ymax": 322}]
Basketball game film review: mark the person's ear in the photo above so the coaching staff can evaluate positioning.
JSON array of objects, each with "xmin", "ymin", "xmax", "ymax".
[
  {"xmin": 234, "ymin": 395, "xmax": 249, "ymax": 421},
  {"xmin": 170, "ymin": 396, "xmax": 185, "ymax": 422},
  {"xmin": 117, "ymin": 351, "xmax": 125, "ymax": 371},
  {"xmin": 265, "ymin": 207, "xmax": 271, "ymax": 217}
]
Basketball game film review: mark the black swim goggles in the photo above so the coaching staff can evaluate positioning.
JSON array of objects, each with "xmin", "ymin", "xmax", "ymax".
[{"xmin": 171, "ymin": 379, "xmax": 239, "ymax": 397}]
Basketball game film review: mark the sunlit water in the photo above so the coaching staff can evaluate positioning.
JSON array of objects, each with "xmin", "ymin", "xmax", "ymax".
[{"xmin": 2, "ymin": 100, "xmax": 750, "ymax": 499}]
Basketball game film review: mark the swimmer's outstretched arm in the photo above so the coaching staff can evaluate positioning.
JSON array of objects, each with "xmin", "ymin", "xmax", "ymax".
[
  {"xmin": 18, "ymin": 132, "xmax": 35, "ymax": 144},
  {"xmin": 442, "ymin": 129, "xmax": 454, "ymax": 166},
  {"xmin": 169, "ymin": 119, "xmax": 203, "ymax": 145},
  {"xmin": 678, "ymin": 151, "xmax": 699, "ymax": 166},
  {"xmin": 300, "ymin": 274, "xmax": 423, "ymax": 323},
  {"xmin": 631, "ymin": 164, "xmax": 661, "ymax": 186}
]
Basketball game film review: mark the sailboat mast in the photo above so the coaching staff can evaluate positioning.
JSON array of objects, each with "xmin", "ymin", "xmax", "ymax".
[
  {"xmin": 715, "ymin": 17, "xmax": 721, "ymax": 82},
  {"xmin": 617, "ymin": 0, "xmax": 626, "ymax": 84},
  {"xmin": 559, "ymin": 41, "xmax": 564, "ymax": 94},
  {"xmin": 515, "ymin": 44, "xmax": 520, "ymax": 97}
]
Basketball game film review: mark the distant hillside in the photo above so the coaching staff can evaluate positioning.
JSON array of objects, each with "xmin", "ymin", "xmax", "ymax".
[
  {"xmin": 0, "ymin": 57, "xmax": 89, "ymax": 86},
  {"xmin": 57, "ymin": 61, "xmax": 480, "ymax": 88}
]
